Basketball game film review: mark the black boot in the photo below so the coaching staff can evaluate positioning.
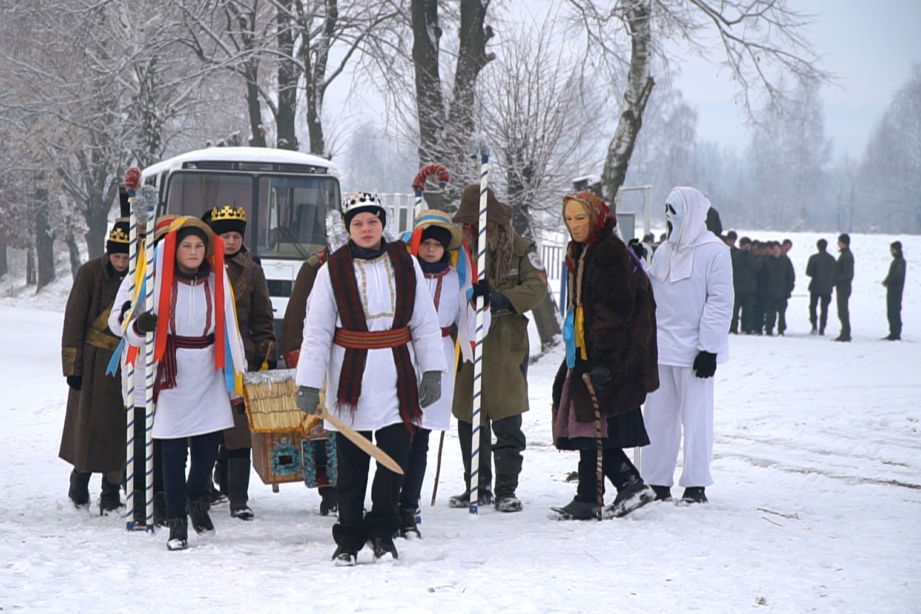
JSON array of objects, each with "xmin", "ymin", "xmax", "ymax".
[
  {"xmin": 187, "ymin": 496, "xmax": 215, "ymax": 534},
  {"xmin": 68, "ymin": 470, "xmax": 91, "ymax": 509},
  {"xmin": 99, "ymin": 478, "xmax": 123, "ymax": 516},
  {"xmin": 227, "ymin": 457, "xmax": 253, "ymax": 521},
  {"xmin": 213, "ymin": 457, "xmax": 228, "ymax": 498},
  {"xmin": 331, "ymin": 545, "xmax": 357, "ymax": 566},
  {"xmin": 367, "ymin": 537, "xmax": 399, "ymax": 560},
  {"xmin": 494, "ymin": 493, "xmax": 523, "ymax": 513},
  {"xmin": 449, "ymin": 487, "xmax": 493, "ymax": 508},
  {"xmin": 319, "ymin": 486, "xmax": 338, "ymax": 516},
  {"xmin": 153, "ymin": 492, "xmax": 167, "ymax": 527},
  {"xmin": 167, "ymin": 517, "xmax": 188, "ymax": 551},
  {"xmin": 603, "ymin": 478, "xmax": 655, "ymax": 518},
  {"xmin": 398, "ymin": 508, "xmax": 421, "ymax": 538},
  {"xmin": 551, "ymin": 498, "xmax": 600, "ymax": 520},
  {"xmin": 650, "ymin": 485, "xmax": 672, "ymax": 501},
  {"xmin": 679, "ymin": 487, "xmax": 708, "ymax": 505}
]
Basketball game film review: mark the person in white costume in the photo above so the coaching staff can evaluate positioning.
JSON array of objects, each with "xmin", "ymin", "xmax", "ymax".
[
  {"xmin": 396, "ymin": 209, "xmax": 491, "ymax": 538},
  {"xmin": 641, "ymin": 187, "xmax": 733, "ymax": 505},
  {"xmin": 125, "ymin": 217, "xmax": 247, "ymax": 550},
  {"xmin": 295, "ymin": 192, "xmax": 446, "ymax": 566}
]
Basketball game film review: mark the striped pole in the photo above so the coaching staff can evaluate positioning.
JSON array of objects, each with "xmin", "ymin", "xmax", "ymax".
[
  {"xmin": 141, "ymin": 186, "xmax": 158, "ymax": 532},
  {"xmin": 124, "ymin": 192, "xmax": 139, "ymax": 531},
  {"xmin": 469, "ymin": 141, "xmax": 489, "ymax": 516}
]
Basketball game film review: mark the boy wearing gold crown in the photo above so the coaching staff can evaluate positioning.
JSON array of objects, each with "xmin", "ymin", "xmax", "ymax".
[
  {"xmin": 295, "ymin": 192, "xmax": 445, "ymax": 565},
  {"xmin": 60, "ymin": 219, "xmax": 131, "ymax": 514},
  {"xmin": 203, "ymin": 205, "xmax": 277, "ymax": 521},
  {"xmin": 396, "ymin": 209, "xmax": 491, "ymax": 537}
]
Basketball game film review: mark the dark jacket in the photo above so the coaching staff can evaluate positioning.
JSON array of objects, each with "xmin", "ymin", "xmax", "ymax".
[
  {"xmin": 59, "ymin": 255, "xmax": 127, "ymax": 473},
  {"xmin": 884, "ymin": 255, "xmax": 906, "ymax": 296},
  {"xmin": 223, "ymin": 250, "xmax": 277, "ymax": 449},
  {"xmin": 551, "ymin": 227, "xmax": 659, "ymax": 422},
  {"xmin": 281, "ymin": 251, "xmax": 326, "ymax": 362},
  {"xmin": 831, "ymin": 248, "xmax": 855, "ymax": 288},
  {"xmin": 782, "ymin": 255, "xmax": 795, "ymax": 298},
  {"xmin": 762, "ymin": 256, "xmax": 794, "ymax": 300},
  {"xmin": 806, "ymin": 250, "xmax": 836, "ymax": 295},
  {"xmin": 734, "ymin": 249, "xmax": 762, "ymax": 295}
]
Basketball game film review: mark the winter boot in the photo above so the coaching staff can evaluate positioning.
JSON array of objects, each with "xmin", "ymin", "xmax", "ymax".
[
  {"xmin": 679, "ymin": 487, "xmax": 708, "ymax": 505},
  {"xmin": 213, "ymin": 456, "xmax": 228, "ymax": 496},
  {"xmin": 494, "ymin": 493, "xmax": 523, "ymax": 513},
  {"xmin": 603, "ymin": 479, "xmax": 655, "ymax": 519},
  {"xmin": 166, "ymin": 517, "xmax": 188, "ymax": 551},
  {"xmin": 209, "ymin": 480, "xmax": 227, "ymax": 506},
  {"xmin": 650, "ymin": 485, "xmax": 672, "ymax": 502},
  {"xmin": 319, "ymin": 486, "xmax": 338, "ymax": 516},
  {"xmin": 68, "ymin": 469, "xmax": 91, "ymax": 509},
  {"xmin": 187, "ymin": 496, "xmax": 215, "ymax": 534},
  {"xmin": 227, "ymin": 457, "xmax": 254, "ymax": 521},
  {"xmin": 153, "ymin": 492, "xmax": 167, "ymax": 527},
  {"xmin": 99, "ymin": 478, "xmax": 123, "ymax": 515},
  {"xmin": 331, "ymin": 545, "xmax": 357, "ymax": 566},
  {"xmin": 367, "ymin": 537, "xmax": 399, "ymax": 560},
  {"xmin": 550, "ymin": 498, "xmax": 600, "ymax": 520},
  {"xmin": 398, "ymin": 508, "xmax": 421, "ymax": 538},
  {"xmin": 131, "ymin": 489, "xmax": 146, "ymax": 527},
  {"xmin": 449, "ymin": 487, "xmax": 493, "ymax": 508}
]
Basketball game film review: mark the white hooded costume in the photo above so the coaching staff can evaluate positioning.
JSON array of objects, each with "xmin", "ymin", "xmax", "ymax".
[{"xmin": 642, "ymin": 187, "xmax": 733, "ymax": 490}]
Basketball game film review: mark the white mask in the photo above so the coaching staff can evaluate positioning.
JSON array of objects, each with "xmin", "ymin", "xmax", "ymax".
[{"xmin": 665, "ymin": 191, "xmax": 685, "ymax": 245}]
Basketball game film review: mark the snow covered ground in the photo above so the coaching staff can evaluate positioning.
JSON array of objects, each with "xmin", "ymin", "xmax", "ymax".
[{"xmin": 1, "ymin": 231, "xmax": 919, "ymax": 612}]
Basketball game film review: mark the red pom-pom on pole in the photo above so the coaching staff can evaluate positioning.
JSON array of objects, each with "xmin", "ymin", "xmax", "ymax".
[
  {"xmin": 412, "ymin": 164, "xmax": 451, "ymax": 194},
  {"xmin": 124, "ymin": 167, "xmax": 142, "ymax": 191}
]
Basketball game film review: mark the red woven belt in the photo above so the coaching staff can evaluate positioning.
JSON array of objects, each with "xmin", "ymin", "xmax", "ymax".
[
  {"xmin": 333, "ymin": 326, "xmax": 411, "ymax": 350},
  {"xmin": 155, "ymin": 334, "xmax": 215, "ymax": 401},
  {"xmin": 441, "ymin": 326, "xmax": 453, "ymax": 338}
]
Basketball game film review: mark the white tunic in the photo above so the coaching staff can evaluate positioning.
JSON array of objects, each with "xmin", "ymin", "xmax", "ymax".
[
  {"xmin": 418, "ymin": 267, "xmax": 490, "ymax": 431},
  {"xmin": 126, "ymin": 275, "xmax": 234, "ymax": 439},
  {"xmin": 107, "ymin": 274, "xmax": 134, "ymax": 337},
  {"xmin": 650, "ymin": 240, "xmax": 734, "ymax": 367},
  {"xmin": 296, "ymin": 252, "xmax": 447, "ymax": 432}
]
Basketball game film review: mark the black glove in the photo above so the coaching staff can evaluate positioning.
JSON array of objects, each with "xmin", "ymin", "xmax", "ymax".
[
  {"xmin": 118, "ymin": 300, "xmax": 132, "ymax": 325},
  {"xmin": 267, "ymin": 360, "xmax": 278, "ymax": 370},
  {"xmin": 489, "ymin": 291, "xmax": 515, "ymax": 314},
  {"xmin": 232, "ymin": 398, "xmax": 247, "ymax": 415},
  {"xmin": 693, "ymin": 351, "xmax": 717, "ymax": 379},
  {"xmin": 296, "ymin": 386, "xmax": 322, "ymax": 415},
  {"xmin": 66, "ymin": 375, "xmax": 82, "ymax": 391},
  {"xmin": 471, "ymin": 280, "xmax": 491, "ymax": 306},
  {"xmin": 589, "ymin": 362, "xmax": 614, "ymax": 392},
  {"xmin": 628, "ymin": 238, "xmax": 647, "ymax": 260},
  {"xmin": 418, "ymin": 371, "xmax": 442, "ymax": 408},
  {"xmin": 134, "ymin": 312, "xmax": 158, "ymax": 335}
]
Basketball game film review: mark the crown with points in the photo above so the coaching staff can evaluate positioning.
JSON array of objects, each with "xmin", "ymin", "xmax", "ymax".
[
  {"xmin": 109, "ymin": 227, "xmax": 130, "ymax": 244},
  {"xmin": 210, "ymin": 205, "xmax": 246, "ymax": 222}
]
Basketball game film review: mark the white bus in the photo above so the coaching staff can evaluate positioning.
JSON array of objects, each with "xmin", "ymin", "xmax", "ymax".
[{"xmin": 140, "ymin": 147, "xmax": 341, "ymax": 336}]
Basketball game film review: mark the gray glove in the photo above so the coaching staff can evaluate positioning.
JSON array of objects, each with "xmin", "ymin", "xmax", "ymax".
[
  {"xmin": 296, "ymin": 386, "xmax": 322, "ymax": 415},
  {"xmin": 418, "ymin": 371, "xmax": 442, "ymax": 409}
]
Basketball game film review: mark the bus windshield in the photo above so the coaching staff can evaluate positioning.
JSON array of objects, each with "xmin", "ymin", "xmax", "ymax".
[{"xmin": 165, "ymin": 171, "xmax": 340, "ymax": 259}]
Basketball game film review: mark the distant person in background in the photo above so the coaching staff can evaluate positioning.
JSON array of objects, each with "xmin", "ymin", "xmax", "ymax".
[
  {"xmin": 762, "ymin": 242, "xmax": 793, "ymax": 336},
  {"xmin": 882, "ymin": 241, "xmax": 906, "ymax": 341},
  {"xmin": 831, "ymin": 233, "xmax": 855, "ymax": 342},
  {"xmin": 705, "ymin": 206, "xmax": 723, "ymax": 237},
  {"xmin": 782, "ymin": 239, "xmax": 793, "ymax": 255},
  {"xmin": 753, "ymin": 241, "xmax": 769, "ymax": 335},
  {"xmin": 735, "ymin": 237, "xmax": 762, "ymax": 334},
  {"xmin": 778, "ymin": 240, "xmax": 795, "ymax": 335},
  {"xmin": 725, "ymin": 231, "xmax": 742, "ymax": 333},
  {"xmin": 806, "ymin": 239, "xmax": 836, "ymax": 335}
]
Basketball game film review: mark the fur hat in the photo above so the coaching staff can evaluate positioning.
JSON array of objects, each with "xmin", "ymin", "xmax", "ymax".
[
  {"xmin": 413, "ymin": 209, "xmax": 463, "ymax": 250},
  {"xmin": 343, "ymin": 192, "xmax": 386, "ymax": 228},
  {"xmin": 106, "ymin": 218, "xmax": 131, "ymax": 255},
  {"xmin": 204, "ymin": 205, "xmax": 246, "ymax": 237},
  {"xmin": 453, "ymin": 185, "xmax": 512, "ymax": 226}
]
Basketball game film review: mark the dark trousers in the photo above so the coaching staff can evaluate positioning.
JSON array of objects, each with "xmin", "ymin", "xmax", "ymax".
[
  {"xmin": 334, "ymin": 423, "xmax": 410, "ymax": 551},
  {"xmin": 888, "ymin": 290, "xmax": 903, "ymax": 338},
  {"xmin": 809, "ymin": 292, "xmax": 831, "ymax": 332},
  {"xmin": 160, "ymin": 431, "xmax": 220, "ymax": 520},
  {"xmin": 836, "ymin": 284, "xmax": 852, "ymax": 337},
  {"xmin": 752, "ymin": 295, "xmax": 765, "ymax": 333},
  {"xmin": 458, "ymin": 414, "xmax": 526, "ymax": 497},
  {"xmin": 739, "ymin": 293, "xmax": 757, "ymax": 333},
  {"xmin": 575, "ymin": 447, "xmax": 642, "ymax": 502},
  {"xmin": 730, "ymin": 295, "xmax": 742, "ymax": 333},
  {"xmin": 764, "ymin": 298, "xmax": 785, "ymax": 334},
  {"xmin": 399, "ymin": 428, "xmax": 431, "ymax": 512}
]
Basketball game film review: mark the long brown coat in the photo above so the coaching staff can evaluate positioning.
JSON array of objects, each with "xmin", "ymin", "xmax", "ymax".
[
  {"xmin": 223, "ymin": 250, "xmax": 277, "ymax": 449},
  {"xmin": 59, "ymin": 254, "xmax": 127, "ymax": 473},
  {"xmin": 281, "ymin": 251, "xmax": 326, "ymax": 360},
  {"xmin": 453, "ymin": 234, "xmax": 548, "ymax": 422},
  {"xmin": 552, "ymin": 227, "xmax": 659, "ymax": 421}
]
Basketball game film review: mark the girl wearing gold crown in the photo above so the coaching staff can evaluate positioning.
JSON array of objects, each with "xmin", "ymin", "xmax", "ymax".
[{"xmin": 125, "ymin": 217, "xmax": 247, "ymax": 550}]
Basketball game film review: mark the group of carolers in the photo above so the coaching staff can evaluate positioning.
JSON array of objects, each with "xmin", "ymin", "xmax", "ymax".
[{"xmin": 59, "ymin": 183, "xmax": 733, "ymax": 565}]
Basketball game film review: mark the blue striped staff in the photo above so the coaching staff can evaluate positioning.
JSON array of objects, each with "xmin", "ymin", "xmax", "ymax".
[
  {"xmin": 138, "ymin": 186, "xmax": 159, "ymax": 532},
  {"xmin": 469, "ymin": 140, "xmax": 489, "ymax": 516},
  {"xmin": 124, "ymin": 168, "xmax": 141, "ymax": 530}
]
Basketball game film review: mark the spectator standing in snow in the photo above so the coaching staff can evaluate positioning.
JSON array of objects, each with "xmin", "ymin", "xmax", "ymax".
[
  {"xmin": 726, "ymin": 231, "xmax": 743, "ymax": 334},
  {"xmin": 735, "ymin": 237, "xmax": 762, "ymax": 334},
  {"xmin": 642, "ymin": 187, "xmax": 733, "ymax": 505},
  {"xmin": 60, "ymin": 219, "xmax": 130, "ymax": 515},
  {"xmin": 295, "ymin": 192, "xmax": 445, "ymax": 565},
  {"xmin": 551, "ymin": 191, "xmax": 658, "ymax": 520},
  {"xmin": 831, "ymin": 233, "xmax": 855, "ymax": 342},
  {"xmin": 882, "ymin": 241, "xmax": 906, "ymax": 341},
  {"xmin": 806, "ymin": 239, "xmax": 836, "ymax": 335}
]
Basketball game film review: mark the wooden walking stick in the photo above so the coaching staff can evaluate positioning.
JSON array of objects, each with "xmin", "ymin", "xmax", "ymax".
[
  {"xmin": 430, "ymin": 431, "xmax": 445, "ymax": 506},
  {"xmin": 581, "ymin": 373, "xmax": 604, "ymax": 521}
]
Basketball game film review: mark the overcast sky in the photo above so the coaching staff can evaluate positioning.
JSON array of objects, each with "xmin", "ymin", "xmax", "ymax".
[{"xmin": 673, "ymin": 0, "xmax": 921, "ymax": 157}]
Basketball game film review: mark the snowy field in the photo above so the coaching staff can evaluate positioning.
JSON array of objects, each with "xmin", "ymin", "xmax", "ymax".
[{"xmin": 1, "ymin": 231, "xmax": 919, "ymax": 613}]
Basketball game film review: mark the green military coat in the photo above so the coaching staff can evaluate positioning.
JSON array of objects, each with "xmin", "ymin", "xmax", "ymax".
[
  {"xmin": 453, "ymin": 234, "xmax": 548, "ymax": 422},
  {"xmin": 59, "ymin": 254, "xmax": 127, "ymax": 473}
]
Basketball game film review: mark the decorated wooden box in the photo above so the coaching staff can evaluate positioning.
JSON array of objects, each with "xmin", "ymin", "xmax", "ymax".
[{"xmin": 252, "ymin": 430, "xmax": 304, "ymax": 487}]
